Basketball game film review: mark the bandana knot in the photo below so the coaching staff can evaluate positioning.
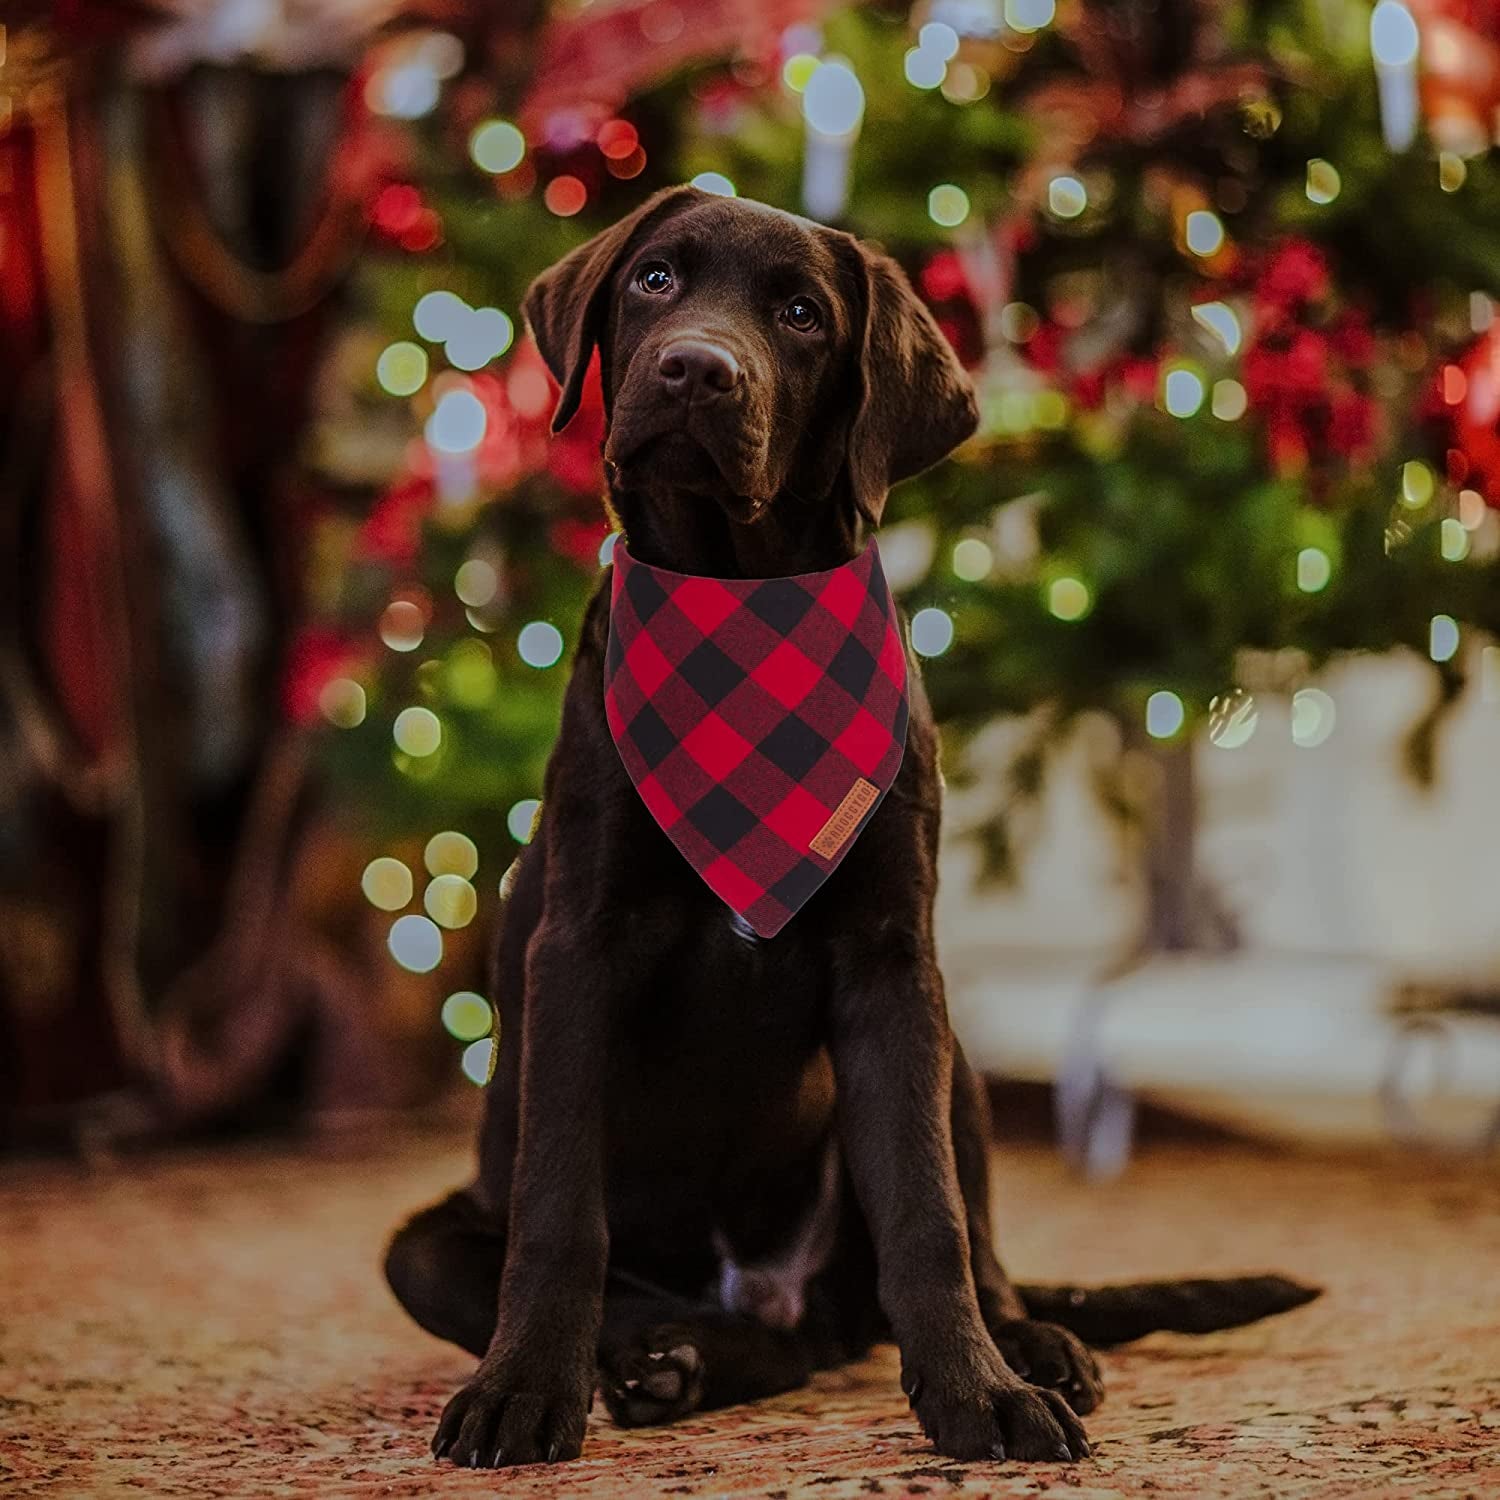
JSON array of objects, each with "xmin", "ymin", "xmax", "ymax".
[{"xmin": 604, "ymin": 540, "xmax": 908, "ymax": 938}]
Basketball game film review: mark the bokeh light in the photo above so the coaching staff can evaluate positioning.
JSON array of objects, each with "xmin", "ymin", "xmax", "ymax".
[
  {"xmin": 691, "ymin": 172, "xmax": 736, "ymax": 196},
  {"xmin": 1047, "ymin": 175, "xmax": 1087, "ymax": 219},
  {"xmin": 802, "ymin": 61, "xmax": 865, "ymax": 137},
  {"xmin": 1429, "ymin": 614, "xmax": 1460, "ymax": 662},
  {"xmin": 904, "ymin": 48, "xmax": 947, "ymax": 89},
  {"xmin": 426, "ymin": 389, "xmax": 487, "ymax": 454},
  {"xmin": 928, "ymin": 184, "xmax": 970, "ymax": 227},
  {"xmin": 425, "ymin": 830, "xmax": 479, "ymax": 879},
  {"xmin": 1191, "ymin": 302, "xmax": 1241, "ymax": 355},
  {"xmin": 911, "ymin": 607, "xmax": 955, "ymax": 657},
  {"xmin": 1047, "ymin": 577, "xmax": 1090, "ymax": 621},
  {"xmin": 393, "ymin": 707, "xmax": 442, "ymax": 757},
  {"xmin": 1209, "ymin": 690, "xmax": 1259, "ymax": 749},
  {"xmin": 952, "ymin": 538, "xmax": 993, "ymax": 581},
  {"xmin": 1305, "ymin": 158, "xmax": 1341, "ymax": 204},
  {"xmin": 507, "ymin": 798, "xmax": 541, "ymax": 844},
  {"xmin": 1370, "ymin": 1, "xmax": 1419, "ymax": 67},
  {"xmin": 469, "ymin": 119, "xmax": 525, "ymax": 174},
  {"xmin": 1297, "ymin": 547, "xmax": 1332, "ymax": 592},
  {"xmin": 1291, "ymin": 688, "xmax": 1336, "ymax": 747},
  {"xmin": 1163, "ymin": 368, "xmax": 1205, "ymax": 418},
  {"xmin": 518, "ymin": 621, "xmax": 565, "ymax": 668},
  {"xmin": 424, "ymin": 873, "xmax": 478, "ymax": 929},
  {"xmin": 413, "ymin": 289, "xmax": 467, "ymax": 342},
  {"xmin": 442, "ymin": 991, "xmax": 493, "ymax": 1042},
  {"xmin": 1146, "ymin": 690, "xmax": 1186, "ymax": 739},
  {"xmin": 1441, "ymin": 518, "xmax": 1470, "ymax": 562},
  {"xmin": 1184, "ymin": 210, "xmax": 1225, "ymax": 256},
  {"xmin": 1401, "ymin": 460, "xmax": 1434, "ymax": 508},
  {"xmin": 1005, "ymin": 0, "xmax": 1057, "ymax": 30},
  {"xmin": 782, "ymin": 52, "xmax": 820, "ymax": 92},
  {"xmin": 460, "ymin": 1037, "xmax": 494, "ymax": 1086},
  {"xmin": 319, "ymin": 677, "xmax": 367, "ymax": 729},
  {"xmin": 362, "ymin": 856, "xmax": 413, "ymax": 912},
  {"xmin": 1212, "ymin": 379, "xmax": 1248, "ymax": 420},
  {"xmin": 376, "ymin": 341, "xmax": 428, "ymax": 396},
  {"xmin": 544, "ymin": 175, "xmax": 588, "ymax": 216},
  {"xmin": 389, "ymin": 914, "xmax": 443, "ymax": 973},
  {"xmin": 454, "ymin": 558, "xmax": 498, "ymax": 608}
]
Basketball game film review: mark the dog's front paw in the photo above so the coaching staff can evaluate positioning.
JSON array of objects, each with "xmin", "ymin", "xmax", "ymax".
[
  {"xmin": 903, "ymin": 1349, "xmax": 1091, "ymax": 1463},
  {"xmin": 989, "ymin": 1318, "xmax": 1104, "ymax": 1414},
  {"xmin": 431, "ymin": 1359, "xmax": 590, "ymax": 1469},
  {"xmin": 598, "ymin": 1325, "xmax": 706, "ymax": 1427}
]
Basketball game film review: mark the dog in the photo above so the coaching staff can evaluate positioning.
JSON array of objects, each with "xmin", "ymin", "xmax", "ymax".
[{"xmin": 384, "ymin": 186, "xmax": 1317, "ymax": 1470}]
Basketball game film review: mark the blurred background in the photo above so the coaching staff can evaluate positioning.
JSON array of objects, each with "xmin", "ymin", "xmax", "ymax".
[{"xmin": 5, "ymin": 0, "xmax": 1500, "ymax": 1166}]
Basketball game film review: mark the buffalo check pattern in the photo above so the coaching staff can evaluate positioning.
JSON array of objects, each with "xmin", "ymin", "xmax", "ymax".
[{"xmin": 605, "ymin": 539, "xmax": 909, "ymax": 938}]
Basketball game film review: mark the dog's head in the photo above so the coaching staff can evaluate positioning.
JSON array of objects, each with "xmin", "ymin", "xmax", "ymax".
[{"xmin": 523, "ymin": 187, "xmax": 977, "ymax": 564}]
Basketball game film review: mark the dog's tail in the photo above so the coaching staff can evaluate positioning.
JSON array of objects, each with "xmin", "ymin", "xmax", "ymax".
[{"xmin": 1014, "ymin": 1274, "xmax": 1320, "ymax": 1347}]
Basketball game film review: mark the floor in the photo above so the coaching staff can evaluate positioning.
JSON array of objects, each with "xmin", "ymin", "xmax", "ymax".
[{"xmin": 2, "ymin": 1126, "xmax": 1497, "ymax": 1499}]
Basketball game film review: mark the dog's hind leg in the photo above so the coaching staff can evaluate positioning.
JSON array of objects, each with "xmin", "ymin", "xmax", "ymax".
[
  {"xmin": 383, "ymin": 1189, "xmax": 503, "ymax": 1358},
  {"xmin": 597, "ymin": 1286, "xmax": 819, "ymax": 1427}
]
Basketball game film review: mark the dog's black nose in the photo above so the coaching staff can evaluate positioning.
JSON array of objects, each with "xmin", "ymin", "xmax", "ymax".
[{"xmin": 658, "ymin": 340, "xmax": 740, "ymax": 398}]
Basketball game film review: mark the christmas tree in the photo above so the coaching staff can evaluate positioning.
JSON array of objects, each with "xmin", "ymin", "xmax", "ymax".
[{"xmin": 297, "ymin": 0, "xmax": 1500, "ymax": 1074}]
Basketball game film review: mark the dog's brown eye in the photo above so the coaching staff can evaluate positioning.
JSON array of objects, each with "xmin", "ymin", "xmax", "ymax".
[
  {"xmin": 637, "ymin": 263, "xmax": 674, "ymax": 295},
  {"xmin": 782, "ymin": 298, "xmax": 821, "ymax": 333}
]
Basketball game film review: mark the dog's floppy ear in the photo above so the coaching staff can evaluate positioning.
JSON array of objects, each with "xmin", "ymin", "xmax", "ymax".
[
  {"xmin": 523, "ymin": 185, "xmax": 701, "ymax": 433},
  {"xmin": 837, "ymin": 238, "xmax": 979, "ymax": 524}
]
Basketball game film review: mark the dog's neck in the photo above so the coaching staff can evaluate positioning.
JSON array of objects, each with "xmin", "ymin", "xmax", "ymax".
[{"xmin": 608, "ymin": 478, "xmax": 869, "ymax": 579}]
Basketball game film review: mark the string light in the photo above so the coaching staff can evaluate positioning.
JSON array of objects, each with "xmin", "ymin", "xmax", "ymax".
[
  {"xmin": 454, "ymin": 559, "xmax": 498, "ymax": 608},
  {"xmin": 426, "ymin": 389, "xmax": 487, "ymax": 454},
  {"xmin": 1047, "ymin": 577, "xmax": 1090, "ymax": 621},
  {"xmin": 362, "ymin": 857, "xmax": 413, "ymax": 912},
  {"xmin": 442, "ymin": 992, "xmax": 493, "ymax": 1042},
  {"xmin": 469, "ymin": 119, "xmax": 526, "ymax": 174},
  {"xmin": 377, "ymin": 341, "xmax": 428, "ymax": 396},
  {"xmin": 952, "ymin": 538, "xmax": 993, "ymax": 581},
  {"xmin": 690, "ymin": 172, "xmax": 736, "ymax": 196},
  {"xmin": 1291, "ymin": 688, "xmax": 1336, "ymax": 747},
  {"xmin": 928, "ymin": 184, "xmax": 970, "ymax": 227},
  {"xmin": 1046, "ymin": 175, "xmax": 1087, "ymax": 219},
  {"xmin": 1209, "ymin": 690, "xmax": 1258, "ymax": 749},
  {"xmin": 444, "ymin": 308, "xmax": 513, "ymax": 371},
  {"xmin": 413, "ymin": 290, "xmax": 467, "ymax": 342},
  {"xmin": 460, "ymin": 1037, "xmax": 494, "ymax": 1086},
  {"xmin": 1305, "ymin": 159, "xmax": 1341, "ymax": 204},
  {"xmin": 1212, "ymin": 379, "xmax": 1248, "ymax": 420},
  {"xmin": 910, "ymin": 607, "xmax": 955, "ymax": 657},
  {"xmin": 424, "ymin": 873, "xmax": 478, "ymax": 929},
  {"xmin": 1441, "ymin": 517, "xmax": 1470, "ymax": 561},
  {"xmin": 389, "ymin": 914, "xmax": 443, "ymax": 973},
  {"xmin": 426, "ymin": 831, "xmax": 479, "ymax": 879},
  {"xmin": 1162, "ymin": 367, "xmax": 1205, "ymax": 418},
  {"xmin": 319, "ymin": 678, "xmax": 366, "ymax": 728},
  {"xmin": 507, "ymin": 798, "xmax": 541, "ymax": 844},
  {"xmin": 1401, "ymin": 460, "xmax": 1434, "ymax": 508},
  {"xmin": 1184, "ymin": 210, "xmax": 1225, "ymax": 257},
  {"xmin": 517, "ymin": 621, "xmax": 564, "ymax": 668},
  {"xmin": 1296, "ymin": 547, "xmax": 1332, "ymax": 592},
  {"xmin": 1146, "ymin": 691, "xmax": 1186, "ymax": 739},
  {"xmin": 379, "ymin": 599, "xmax": 425, "ymax": 652},
  {"xmin": 782, "ymin": 52, "xmax": 820, "ymax": 92},
  {"xmin": 1191, "ymin": 302, "xmax": 1241, "ymax": 355},
  {"xmin": 393, "ymin": 707, "xmax": 442, "ymax": 757},
  {"xmin": 904, "ymin": 47, "xmax": 947, "ymax": 89},
  {"xmin": 1005, "ymin": 0, "xmax": 1056, "ymax": 30},
  {"xmin": 917, "ymin": 22, "xmax": 960, "ymax": 59},
  {"xmin": 1429, "ymin": 614, "xmax": 1460, "ymax": 662},
  {"xmin": 802, "ymin": 60, "xmax": 865, "ymax": 137},
  {"xmin": 544, "ymin": 176, "xmax": 588, "ymax": 216}
]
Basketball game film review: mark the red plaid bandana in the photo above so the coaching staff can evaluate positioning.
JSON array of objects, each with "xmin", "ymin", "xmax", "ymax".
[{"xmin": 604, "ymin": 539, "xmax": 909, "ymax": 938}]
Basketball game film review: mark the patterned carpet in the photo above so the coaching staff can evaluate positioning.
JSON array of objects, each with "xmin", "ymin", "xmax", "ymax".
[{"xmin": 2, "ymin": 1126, "xmax": 1497, "ymax": 1498}]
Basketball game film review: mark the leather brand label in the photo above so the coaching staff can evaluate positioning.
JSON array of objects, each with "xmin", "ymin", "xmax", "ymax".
[{"xmin": 810, "ymin": 778, "xmax": 879, "ymax": 858}]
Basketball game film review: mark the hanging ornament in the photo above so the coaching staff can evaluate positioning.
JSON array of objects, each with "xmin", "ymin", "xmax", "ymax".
[
  {"xmin": 1411, "ymin": 0, "xmax": 1500, "ymax": 156},
  {"xmin": 1370, "ymin": 1, "xmax": 1422, "ymax": 151},
  {"xmin": 799, "ymin": 57, "xmax": 863, "ymax": 221}
]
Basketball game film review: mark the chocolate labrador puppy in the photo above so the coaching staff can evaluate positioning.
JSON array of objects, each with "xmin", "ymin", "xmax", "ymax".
[{"xmin": 384, "ymin": 187, "xmax": 1316, "ymax": 1470}]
